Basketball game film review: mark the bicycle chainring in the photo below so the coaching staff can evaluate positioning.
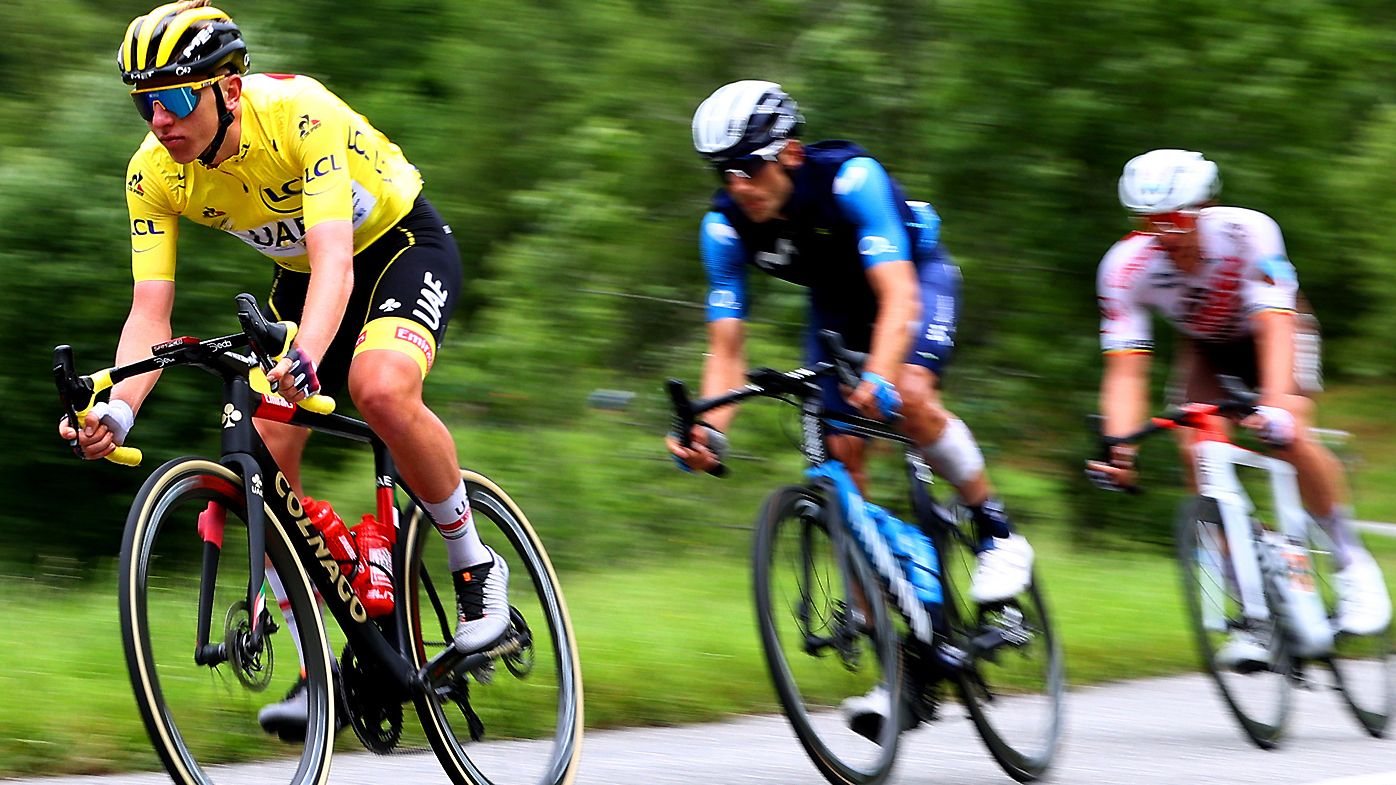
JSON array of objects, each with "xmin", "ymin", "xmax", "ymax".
[
  {"xmin": 224, "ymin": 600, "xmax": 274, "ymax": 692},
  {"xmin": 340, "ymin": 643, "xmax": 403, "ymax": 754}
]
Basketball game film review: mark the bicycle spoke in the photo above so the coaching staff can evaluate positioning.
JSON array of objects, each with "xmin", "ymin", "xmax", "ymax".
[
  {"xmin": 1177, "ymin": 498, "xmax": 1290, "ymax": 748},
  {"xmin": 407, "ymin": 472, "xmax": 582, "ymax": 785},
  {"xmin": 754, "ymin": 486, "xmax": 900, "ymax": 785}
]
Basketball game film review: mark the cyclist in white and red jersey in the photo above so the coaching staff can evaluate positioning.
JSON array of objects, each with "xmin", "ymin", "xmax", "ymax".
[
  {"xmin": 1088, "ymin": 149, "xmax": 1390, "ymax": 668},
  {"xmin": 57, "ymin": 1, "xmax": 509, "ymax": 738}
]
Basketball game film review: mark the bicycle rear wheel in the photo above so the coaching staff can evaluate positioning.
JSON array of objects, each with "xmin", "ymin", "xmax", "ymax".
[
  {"xmin": 1176, "ymin": 496, "xmax": 1290, "ymax": 748},
  {"xmin": 1311, "ymin": 525, "xmax": 1394, "ymax": 737},
  {"xmin": 939, "ymin": 523, "xmax": 1063, "ymax": 782},
  {"xmin": 753, "ymin": 485, "xmax": 902, "ymax": 785},
  {"xmin": 403, "ymin": 469, "xmax": 583, "ymax": 785},
  {"xmin": 120, "ymin": 458, "xmax": 334, "ymax": 785}
]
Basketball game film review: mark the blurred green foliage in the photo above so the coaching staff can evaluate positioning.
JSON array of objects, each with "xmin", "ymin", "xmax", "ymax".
[{"xmin": 4, "ymin": 0, "xmax": 1396, "ymax": 570}]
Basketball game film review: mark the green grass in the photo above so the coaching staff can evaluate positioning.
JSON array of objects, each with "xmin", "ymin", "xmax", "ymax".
[
  {"xmin": 5, "ymin": 380, "xmax": 1393, "ymax": 776},
  {"xmin": 6, "ymin": 527, "xmax": 1393, "ymax": 777},
  {"xmin": 1318, "ymin": 383, "xmax": 1396, "ymax": 523}
]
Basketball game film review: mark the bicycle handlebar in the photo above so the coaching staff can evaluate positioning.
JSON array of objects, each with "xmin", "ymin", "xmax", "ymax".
[
  {"xmin": 1088, "ymin": 374, "xmax": 1261, "ymax": 492},
  {"xmin": 666, "ymin": 330, "xmax": 894, "ymax": 477},
  {"xmin": 54, "ymin": 293, "xmax": 337, "ymax": 467},
  {"xmin": 54, "ymin": 344, "xmax": 144, "ymax": 466},
  {"xmin": 234, "ymin": 294, "xmax": 336, "ymax": 415}
]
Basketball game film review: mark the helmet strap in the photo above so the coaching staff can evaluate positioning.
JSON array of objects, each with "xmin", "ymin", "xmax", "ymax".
[{"xmin": 197, "ymin": 82, "xmax": 235, "ymax": 168}]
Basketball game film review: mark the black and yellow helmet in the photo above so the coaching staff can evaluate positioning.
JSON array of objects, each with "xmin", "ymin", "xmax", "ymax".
[{"xmin": 117, "ymin": 2, "xmax": 249, "ymax": 85}]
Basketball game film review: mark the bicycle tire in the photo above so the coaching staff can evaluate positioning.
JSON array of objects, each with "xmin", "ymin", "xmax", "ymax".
[
  {"xmin": 120, "ymin": 457, "xmax": 335, "ymax": 785},
  {"xmin": 937, "ymin": 523, "xmax": 1063, "ymax": 783},
  {"xmin": 752, "ymin": 485, "xmax": 902, "ymax": 785},
  {"xmin": 403, "ymin": 469, "xmax": 583, "ymax": 785},
  {"xmin": 1309, "ymin": 523, "xmax": 1395, "ymax": 737},
  {"xmin": 1175, "ymin": 496, "xmax": 1290, "ymax": 749}
]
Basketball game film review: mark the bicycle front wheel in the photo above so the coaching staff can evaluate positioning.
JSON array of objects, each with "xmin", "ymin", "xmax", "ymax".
[
  {"xmin": 1311, "ymin": 524, "xmax": 1395, "ymax": 737},
  {"xmin": 403, "ymin": 469, "xmax": 583, "ymax": 785},
  {"xmin": 1176, "ymin": 496, "xmax": 1290, "ymax": 748},
  {"xmin": 120, "ymin": 458, "xmax": 335, "ymax": 785},
  {"xmin": 940, "ymin": 527, "xmax": 1064, "ymax": 782},
  {"xmin": 753, "ymin": 485, "xmax": 902, "ymax": 785}
]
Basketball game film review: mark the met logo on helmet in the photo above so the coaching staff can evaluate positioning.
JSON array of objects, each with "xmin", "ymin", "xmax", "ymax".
[{"xmin": 180, "ymin": 27, "xmax": 214, "ymax": 61}]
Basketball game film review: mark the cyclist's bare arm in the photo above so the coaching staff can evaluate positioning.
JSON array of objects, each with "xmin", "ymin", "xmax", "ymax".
[
  {"xmin": 1100, "ymin": 350, "xmax": 1150, "ymax": 438},
  {"xmin": 1251, "ymin": 309, "xmax": 1298, "ymax": 404},
  {"xmin": 115, "ymin": 280, "xmax": 176, "ymax": 408},
  {"xmin": 848, "ymin": 258, "xmax": 920, "ymax": 418},
  {"xmin": 667, "ymin": 317, "xmax": 745, "ymax": 471},
  {"xmin": 1090, "ymin": 350, "xmax": 1151, "ymax": 485},
  {"xmin": 57, "ymin": 280, "xmax": 173, "ymax": 459},
  {"xmin": 266, "ymin": 219, "xmax": 353, "ymax": 400},
  {"xmin": 699, "ymin": 317, "xmax": 747, "ymax": 431}
]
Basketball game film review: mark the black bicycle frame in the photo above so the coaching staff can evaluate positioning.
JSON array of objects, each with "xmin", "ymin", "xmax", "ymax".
[{"xmin": 57, "ymin": 326, "xmax": 455, "ymax": 700}]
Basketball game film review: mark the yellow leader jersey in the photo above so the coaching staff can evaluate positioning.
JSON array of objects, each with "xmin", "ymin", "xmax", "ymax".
[{"xmin": 125, "ymin": 73, "xmax": 423, "ymax": 282}]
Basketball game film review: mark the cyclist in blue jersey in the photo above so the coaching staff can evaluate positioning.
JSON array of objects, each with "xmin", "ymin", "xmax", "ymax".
[{"xmin": 667, "ymin": 80, "xmax": 1035, "ymax": 733}]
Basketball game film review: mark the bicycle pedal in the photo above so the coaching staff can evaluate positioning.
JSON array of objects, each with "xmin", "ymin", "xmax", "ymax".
[{"xmin": 934, "ymin": 641, "xmax": 971, "ymax": 672}]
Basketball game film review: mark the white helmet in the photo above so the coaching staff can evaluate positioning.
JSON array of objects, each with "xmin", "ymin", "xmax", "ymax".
[
  {"xmin": 692, "ymin": 80, "xmax": 803, "ymax": 162},
  {"xmin": 1118, "ymin": 149, "xmax": 1220, "ymax": 214}
]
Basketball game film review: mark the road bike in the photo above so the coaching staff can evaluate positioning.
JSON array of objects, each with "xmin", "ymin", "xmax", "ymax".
[
  {"xmin": 53, "ymin": 294, "xmax": 583, "ymax": 785},
  {"xmin": 1093, "ymin": 379, "xmax": 1393, "ymax": 748},
  {"xmin": 668, "ymin": 332, "xmax": 1063, "ymax": 785}
]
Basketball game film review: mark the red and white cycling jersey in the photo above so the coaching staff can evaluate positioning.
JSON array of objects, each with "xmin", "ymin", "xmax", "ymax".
[{"xmin": 1096, "ymin": 206, "xmax": 1299, "ymax": 354}]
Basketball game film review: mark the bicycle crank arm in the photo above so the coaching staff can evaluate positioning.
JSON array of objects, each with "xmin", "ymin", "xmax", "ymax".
[{"xmin": 421, "ymin": 634, "xmax": 526, "ymax": 690}]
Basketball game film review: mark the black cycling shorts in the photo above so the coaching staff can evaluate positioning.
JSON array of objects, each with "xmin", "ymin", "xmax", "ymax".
[{"xmin": 266, "ymin": 195, "xmax": 463, "ymax": 396}]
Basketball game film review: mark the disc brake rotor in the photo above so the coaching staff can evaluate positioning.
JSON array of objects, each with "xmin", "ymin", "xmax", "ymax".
[{"xmin": 224, "ymin": 599, "xmax": 273, "ymax": 692}]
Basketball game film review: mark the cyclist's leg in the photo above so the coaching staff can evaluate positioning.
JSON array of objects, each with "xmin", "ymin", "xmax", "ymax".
[
  {"xmin": 345, "ymin": 197, "xmax": 508, "ymax": 652},
  {"xmin": 1194, "ymin": 335, "xmax": 1389, "ymax": 633},
  {"xmin": 898, "ymin": 260, "xmax": 1031, "ymax": 602}
]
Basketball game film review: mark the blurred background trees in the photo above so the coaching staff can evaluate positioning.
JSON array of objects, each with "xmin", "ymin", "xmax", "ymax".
[{"xmin": 6, "ymin": 0, "xmax": 1396, "ymax": 571}]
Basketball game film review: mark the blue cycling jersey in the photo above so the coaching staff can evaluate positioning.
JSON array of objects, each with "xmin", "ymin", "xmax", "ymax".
[
  {"xmin": 701, "ymin": 141, "xmax": 947, "ymax": 326},
  {"xmin": 698, "ymin": 140, "xmax": 961, "ymax": 416}
]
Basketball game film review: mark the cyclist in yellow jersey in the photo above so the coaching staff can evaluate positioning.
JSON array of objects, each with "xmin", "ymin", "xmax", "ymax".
[{"xmin": 57, "ymin": 1, "xmax": 510, "ymax": 739}]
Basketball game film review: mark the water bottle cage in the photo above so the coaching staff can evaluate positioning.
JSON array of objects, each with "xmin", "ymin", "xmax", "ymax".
[{"xmin": 806, "ymin": 463, "xmax": 942, "ymax": 644}]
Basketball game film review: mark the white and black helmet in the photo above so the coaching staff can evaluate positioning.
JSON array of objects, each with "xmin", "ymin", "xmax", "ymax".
[
  {"xmin": 1118, "ymin": 149, "xmax": 1221, "ymax": 214},
  {"xmin": 692, "ymin": 80, "xmax": 804, "ymax": 162}
]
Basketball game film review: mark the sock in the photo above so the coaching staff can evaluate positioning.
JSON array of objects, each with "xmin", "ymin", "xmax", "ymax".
[
  {"xmin": 967, "ymin": 497, "xmax": 1012, "ymax": 551},
  {"xmin": 424, "ymin": 480, "xmax": 492, "ymax": 571},
  {"xmin": 265, "ymin": 565, "xmax": 306, "ymax": 670},
  {"xmin": 1312, "ymin": 506, "xmax": 1365, "ymax": 571},
  {"xmin": 265, "ymin": 565, "xmax": 336, "ymax": 677}
]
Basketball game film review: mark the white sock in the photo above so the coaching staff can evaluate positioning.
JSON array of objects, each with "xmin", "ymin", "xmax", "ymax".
[
  {"xmin": 264, "ymin": 565, "xmax": 306, "ymax": 672},
  {"xmin": 424, "ymin": 480, "xmax": 492, "ymax": 571},
  {"xmin": 1313, "ymin": 506, "xmax": 1366, "ymax": 571}
]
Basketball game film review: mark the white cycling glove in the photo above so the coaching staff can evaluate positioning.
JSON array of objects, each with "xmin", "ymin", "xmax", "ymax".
[
  {"xmin": 1251, "ymin": 405, "xmax": 1296, "ymax": 448},
  {"xmin": 88, "ymin": 399, "xmax": 135, "ymax": 445}
]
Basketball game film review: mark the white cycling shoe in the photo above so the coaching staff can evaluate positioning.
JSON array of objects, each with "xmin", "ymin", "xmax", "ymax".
[
  {"xmin": 970, "ymin": 534, "xmax": 1035, "ymax": 604},
  {"xmin": 453, "ymin": 547, "xmax": 512, "ymax": 654},
  {"xmin": 256, "ymin": 675, "xmax": 347, "ymax": 741},
  {"xmin": 840, "ymin": 685, "xmax": 919, "ymax": 742},
  {"xmin": 1215, "ymin": 630, "xmax": 1269, "ymax": 674},
  {"xmin": 1335, "ymin": 552, "xmax": 1392, "ymax": 636}
]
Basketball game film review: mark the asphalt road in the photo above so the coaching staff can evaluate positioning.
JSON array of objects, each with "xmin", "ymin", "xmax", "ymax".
[{"xmin": 20, "ymin": 672, "xmax": 1393, "ymax": 785}]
